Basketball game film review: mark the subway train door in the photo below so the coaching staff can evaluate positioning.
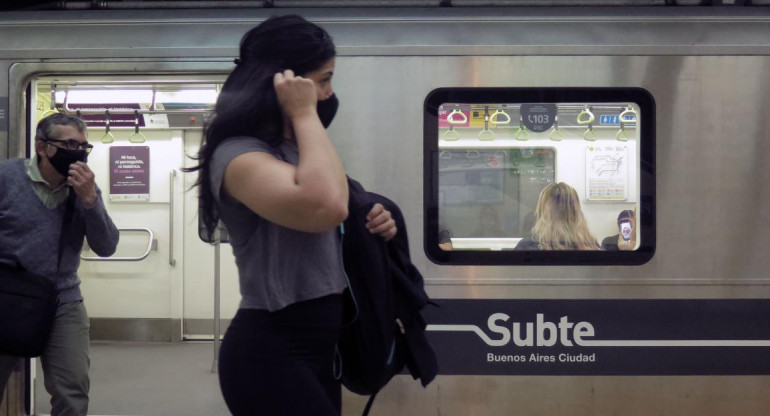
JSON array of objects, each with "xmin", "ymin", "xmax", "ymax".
[
  {"xmin": 31, "ymin": 77, "xmax": 187, "ymax": 343},
  {"xmin": 181, "ymin": 128, "xmax": 240, "ymax": 341},
  {"xmin": 30, "ymin": 75, "xmax": 243, "ymax": 334},
  {"xmin": 26, "ymin": 75, "xmax": 239, "ymax": 414},
  {"xmin": 76, "ymin": 128, "xmax": 184, "ymax": 340}
]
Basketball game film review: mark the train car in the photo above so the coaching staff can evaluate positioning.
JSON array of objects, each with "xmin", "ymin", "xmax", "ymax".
[{"xmin": 1, "ymin": 2, "xmax": 770, "ymax": 415}]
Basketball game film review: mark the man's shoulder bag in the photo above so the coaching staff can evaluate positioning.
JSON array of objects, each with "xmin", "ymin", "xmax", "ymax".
[
  {"xmin": 0, "ymin": 192, "xmax": 73, "ymax": 357},
  {"xmin": 0, "ymin": 258, "xmax": 59, "ymax": 357}
]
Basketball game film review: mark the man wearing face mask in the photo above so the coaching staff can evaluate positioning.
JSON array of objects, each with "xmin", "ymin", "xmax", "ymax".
[{"xmin": 0, "ymin": 113, "xmax": 119, "ymax": 416}]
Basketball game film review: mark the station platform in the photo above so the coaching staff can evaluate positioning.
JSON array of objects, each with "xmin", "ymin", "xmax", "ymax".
[{"xmin": 35, "ymin": 341, "xmax": 230, "ymax": 416}]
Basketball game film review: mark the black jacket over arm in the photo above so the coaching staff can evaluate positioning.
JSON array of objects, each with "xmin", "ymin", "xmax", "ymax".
[{"xmin": 342, "ymin": 177, "xmax": 438, "ymax": 388}]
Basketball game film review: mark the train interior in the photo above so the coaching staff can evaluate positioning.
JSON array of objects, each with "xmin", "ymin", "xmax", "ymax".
[
  {"xmin": 435, "ymin": 102, "xmax": 642, "ymax": 251},
  {"xmin": 29, "ymin": 76, "xmax": 240, "ymax": 415}
]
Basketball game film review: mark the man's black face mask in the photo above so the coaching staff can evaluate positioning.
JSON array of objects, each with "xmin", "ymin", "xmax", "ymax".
[
  {"xmin": 317, "ymin": 94, "xmax": 338, "ymax": 129},
  {"xmin": 48, "ymin": 147, "xmax": 88, "ymax": 178}
]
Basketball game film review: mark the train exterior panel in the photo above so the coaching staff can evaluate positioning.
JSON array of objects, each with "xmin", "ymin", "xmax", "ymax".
[{"xmin": 1, "ymin": 7, "xmax": 770, "ymax": 416}]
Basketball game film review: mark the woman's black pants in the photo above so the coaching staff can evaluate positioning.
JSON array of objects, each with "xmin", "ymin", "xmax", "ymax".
[{"xmin": 218, "ymin": 294, "xmax": 343, "ymax": 416}]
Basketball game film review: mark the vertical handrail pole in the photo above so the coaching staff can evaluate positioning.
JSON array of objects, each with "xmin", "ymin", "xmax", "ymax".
[
  {"xmin": 169, "ymin": 170, "xmax": 176, "ymax": 266},
  {"xmin": 211, "ymin": 227, "xmax": 222, "ymax": 373}
]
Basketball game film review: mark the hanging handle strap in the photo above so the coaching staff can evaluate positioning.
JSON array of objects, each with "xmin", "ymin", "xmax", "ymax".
[
  {"xmin": 577, "ymin": 106, "xmax": 595, "ymax": 125},
  {"xmin": 101, "ymin": 110, "xmax": 115, "ymax": 143},
  {"xmin": 489, "ymin": 109, "xmax": 511, "ymax": 125},
  {"xmin": 446, "ymin": 109, "xmax": 467, "ymax": 124},
  {"xmin": 129, "ymin": 110, "xmax": 147, "ymax": 143}
]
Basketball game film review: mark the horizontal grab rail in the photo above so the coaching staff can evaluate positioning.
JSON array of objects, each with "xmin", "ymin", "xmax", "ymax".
[
  {"xmin": 62, "ymin": 106, "xmax": 213, "ymax": 115},
  {"xmin": 81, "ymin": 228, "xmax": 154, "ymax": 262}
]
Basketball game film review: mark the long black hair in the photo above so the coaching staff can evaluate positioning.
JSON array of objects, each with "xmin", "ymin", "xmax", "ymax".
[{"xmin": 185, "ymin": 14, "xmax": 336, "ymax": 239}]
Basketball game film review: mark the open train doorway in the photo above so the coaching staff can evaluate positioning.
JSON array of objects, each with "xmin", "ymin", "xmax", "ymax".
[{"xmin": 25, "ymin": 73, "xmax": 241, "ymax": 415}]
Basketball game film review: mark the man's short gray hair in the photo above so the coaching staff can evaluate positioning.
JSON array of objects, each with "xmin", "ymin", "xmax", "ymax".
[{"xmin": 35, "ymin": 113, "xmax": 88, "ymax": 142}]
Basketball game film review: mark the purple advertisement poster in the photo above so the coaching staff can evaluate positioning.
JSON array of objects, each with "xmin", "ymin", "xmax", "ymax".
[{"xmin": 110, "ymin": 146, "xmax": 150, "ymax": 201}]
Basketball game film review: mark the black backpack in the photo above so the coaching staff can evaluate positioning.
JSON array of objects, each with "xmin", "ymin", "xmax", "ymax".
[{"xmin": 337, "ymin": 178, "xmax": 438, "ymax": 416}]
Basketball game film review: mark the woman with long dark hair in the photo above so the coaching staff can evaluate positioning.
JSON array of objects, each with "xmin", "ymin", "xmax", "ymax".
[{"xmin": 186, "ymin": 15, "xmax": 396, "ymax": 416}]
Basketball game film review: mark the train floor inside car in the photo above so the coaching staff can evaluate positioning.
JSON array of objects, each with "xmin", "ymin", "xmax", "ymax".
[{"xmin": 34, "ymin": 341, "xmax": 231, "ymax": 416}]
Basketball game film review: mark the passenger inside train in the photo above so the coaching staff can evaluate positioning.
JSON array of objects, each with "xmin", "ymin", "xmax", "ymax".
[
  {"xmin": 513, "ymin": 182, "xmax": 600, "ymax": 251},
  {"xmin": 601, "ymin": 209, "xmax": 637, "ymax": 251},
  {"xmin": 438, "ymin": 227, "xmax": 454, "ymax": 251}
]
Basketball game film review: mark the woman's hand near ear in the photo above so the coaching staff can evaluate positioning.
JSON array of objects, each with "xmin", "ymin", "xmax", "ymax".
[{"xmin": 274, "ymin": 69, "xmax": 318, "ymax": 122}]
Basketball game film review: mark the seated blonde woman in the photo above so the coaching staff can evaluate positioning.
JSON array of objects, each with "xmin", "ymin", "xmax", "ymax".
[{"xmin": 514, "ymin": 182, "xmax": 600, "ymax": 251}]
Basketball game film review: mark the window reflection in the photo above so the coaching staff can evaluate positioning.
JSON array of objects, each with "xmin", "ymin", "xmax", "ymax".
[{"xmin": 438, "ymin": 148, "xmax": 555, "ymax": 250}]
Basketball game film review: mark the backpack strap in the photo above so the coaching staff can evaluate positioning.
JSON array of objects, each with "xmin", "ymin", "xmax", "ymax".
[
  {"xmin": 56, "ymin": 191, "xmax": 77, "ymax": 272},
  {"xmin": 362, "ymin": 391, "xmax": 378, "ymax": 416}
]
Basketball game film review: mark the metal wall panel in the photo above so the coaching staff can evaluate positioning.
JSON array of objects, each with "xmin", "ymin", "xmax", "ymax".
[
  {"xmin": 328, "ymin": 55, "xmax": 770, "ymax": 287},
  {"xmin": 1, "ymin": 8, "xmax": 770, "ymax": 59}
]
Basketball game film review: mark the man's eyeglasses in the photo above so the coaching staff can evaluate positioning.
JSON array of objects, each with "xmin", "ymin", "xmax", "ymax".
[{"xmin": 43, "ymin": 138, "xmax": 94, "ymax": 154}]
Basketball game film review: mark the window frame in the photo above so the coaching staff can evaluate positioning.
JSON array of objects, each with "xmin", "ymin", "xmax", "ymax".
[{"xmin": 423, "ymin": 87, "xmax": 656, "ymax": 266}]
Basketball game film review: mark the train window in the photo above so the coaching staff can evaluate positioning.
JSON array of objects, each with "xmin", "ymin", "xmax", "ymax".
[{"xmin": 424, "ymin": 88, "xmax": 655, "ymax": 265}]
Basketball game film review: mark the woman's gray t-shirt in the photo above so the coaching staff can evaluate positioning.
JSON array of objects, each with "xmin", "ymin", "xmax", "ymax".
[{"xmin": 209, "ymin": 136, "xmax": 347, "ymax": 312}]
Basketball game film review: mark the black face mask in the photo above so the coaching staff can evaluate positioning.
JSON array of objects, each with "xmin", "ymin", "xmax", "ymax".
[
  {"xmin": 48, "ymin": 147, "xmax": 88, "ymax": 178},
  {"xmin": 317, "ymin": 94, "xmax": 339, "ymax": 129}
]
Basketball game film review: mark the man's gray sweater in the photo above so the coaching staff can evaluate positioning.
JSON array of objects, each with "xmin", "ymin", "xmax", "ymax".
[{"xmin": 0, "ymin": 158, "xmax": 119, "ymax": 303}]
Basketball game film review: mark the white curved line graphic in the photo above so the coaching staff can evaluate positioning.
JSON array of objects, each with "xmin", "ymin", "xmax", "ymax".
[
  {"xmin": 580, "ymin": 340, "xmax": 770, "ymax": 347},
  {"xmin": 426, "ymin": 325, "xmax": 770, "ymax": 347},
  {"xmin": 426, "ymin": 324, "xmax": 508, "ymax": 347}
]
